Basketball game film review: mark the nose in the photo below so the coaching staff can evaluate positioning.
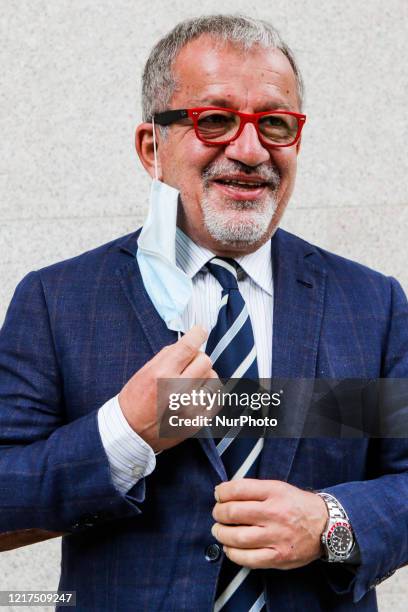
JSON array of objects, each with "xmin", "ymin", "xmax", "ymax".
[{"xmin": 224, "ymin": 122, "xmax": 270, "ymax": 167}]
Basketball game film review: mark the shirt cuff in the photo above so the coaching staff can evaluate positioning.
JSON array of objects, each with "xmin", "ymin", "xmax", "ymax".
[{"xmin": 97, "ymin": 395, "xmax": 157, "ymax": 495}]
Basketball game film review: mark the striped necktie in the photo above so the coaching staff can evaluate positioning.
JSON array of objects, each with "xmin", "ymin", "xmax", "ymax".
[{"xmin": 205, "ymin": 257, "xmax": 266, "ymax": 612}]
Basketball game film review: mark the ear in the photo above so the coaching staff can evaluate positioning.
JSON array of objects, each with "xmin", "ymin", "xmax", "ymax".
[{"xmin": 135, "ymin": 122, "xmax": 162, "ymax": 179}]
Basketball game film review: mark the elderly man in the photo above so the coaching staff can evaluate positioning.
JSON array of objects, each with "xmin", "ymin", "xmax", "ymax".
[{"xmin": 1, "ymin": 14, "xmax": 407, "ymax": 612}]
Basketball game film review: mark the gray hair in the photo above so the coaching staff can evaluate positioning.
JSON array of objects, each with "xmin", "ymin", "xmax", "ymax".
[{"xmin": 141, "ymin": 14, "xmax": 304, "ymax": 123}]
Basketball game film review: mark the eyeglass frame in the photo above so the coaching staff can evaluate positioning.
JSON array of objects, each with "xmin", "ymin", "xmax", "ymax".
[{"xmin": 153, "ymin": 106, "xmax": 306, "ymax": 148}]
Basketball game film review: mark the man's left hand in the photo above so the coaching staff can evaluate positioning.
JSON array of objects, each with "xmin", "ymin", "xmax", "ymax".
[{"xmin": 211, "ymin": 479, "xmax": 328, "ymax": 570}]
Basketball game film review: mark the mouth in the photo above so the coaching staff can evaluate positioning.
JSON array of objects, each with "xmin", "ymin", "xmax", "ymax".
[{"xmin": 210, "ymin": 175, "xmax": 273, "ymax": 201}]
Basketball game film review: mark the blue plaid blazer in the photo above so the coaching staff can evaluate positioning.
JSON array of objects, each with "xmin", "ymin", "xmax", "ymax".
[{"xmin": 1, "ymin": 228, "xmax": 408, "ymax": 611}]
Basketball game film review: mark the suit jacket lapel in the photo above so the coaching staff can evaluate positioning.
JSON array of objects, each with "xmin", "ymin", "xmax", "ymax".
[
  {"xmin": 259, "ymin": 229, "xmax": 327, "ymax": 481},
  {"xmin": 116, "ymin": 231, "xmax": 177, "ymax": 355},
  {"xmin": 116, "ymin": 231, "xmax": 226, "ymax": 479}
]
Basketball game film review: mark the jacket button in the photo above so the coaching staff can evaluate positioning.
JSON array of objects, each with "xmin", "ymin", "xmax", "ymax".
[{"xmin": 205, "ymin": 543, "xmax": 221, "ymax": 562}]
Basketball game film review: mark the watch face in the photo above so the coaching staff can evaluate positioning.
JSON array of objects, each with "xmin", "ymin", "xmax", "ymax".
[{"xmin": 327, "ymin": 521, "xmax": 354, "ymax": 557}]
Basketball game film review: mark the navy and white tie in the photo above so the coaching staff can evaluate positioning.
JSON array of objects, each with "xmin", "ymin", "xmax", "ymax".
[{"xmin": 205, "ymin": 257, "xmax": 266, "ymax": 612}]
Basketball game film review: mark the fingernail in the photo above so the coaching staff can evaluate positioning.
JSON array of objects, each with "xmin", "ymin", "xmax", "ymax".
[
  {"xmin": 214, "ymin": 487, "xmax": 220, "ymax": 502},
  {"xmin": 192, "ymin": 325, "xmax": 208, "ymax": 342}
]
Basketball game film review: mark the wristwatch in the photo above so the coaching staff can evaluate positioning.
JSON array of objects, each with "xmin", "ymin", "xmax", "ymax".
[{"xmin": 317, "ymin": 492, "xmax": 355, "ymax": 562}]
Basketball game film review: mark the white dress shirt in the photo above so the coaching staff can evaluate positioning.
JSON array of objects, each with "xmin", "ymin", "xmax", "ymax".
[{"xmin": 98, "ymin": 229, "xmax": 273, "ymax": 494}]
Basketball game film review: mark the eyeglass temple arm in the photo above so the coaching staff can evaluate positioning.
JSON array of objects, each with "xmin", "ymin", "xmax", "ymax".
[{"xmin": 153, "ymin": 109, "xmax": 189, "ymax": 126}]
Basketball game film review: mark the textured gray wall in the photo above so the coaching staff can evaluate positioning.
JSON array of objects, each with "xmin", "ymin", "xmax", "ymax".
[{"xmin": 1, "ymin": 1, "xmax": 407, "ymax": 610}]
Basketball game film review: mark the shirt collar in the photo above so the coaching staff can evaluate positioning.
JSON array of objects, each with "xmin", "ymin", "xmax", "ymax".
[{"xmin": 175, "ymin": 227, "xmax": 273, "ymax": 297}]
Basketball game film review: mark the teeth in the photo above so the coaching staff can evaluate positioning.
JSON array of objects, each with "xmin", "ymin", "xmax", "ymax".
[{"xmin": 221, "ymin": 180, "xmax": 263, "ymax": 187}]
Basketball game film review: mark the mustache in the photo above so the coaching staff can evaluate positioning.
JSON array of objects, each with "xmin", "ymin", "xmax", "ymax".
[{"xmin": 201, "ymin": 159, "xmax": 281, "ymax": 187}]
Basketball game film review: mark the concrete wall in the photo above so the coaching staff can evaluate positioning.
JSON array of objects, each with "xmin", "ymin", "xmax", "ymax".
[{"xmin": 1, "ymin": 1, "xmax": 407, "ymax": 609}]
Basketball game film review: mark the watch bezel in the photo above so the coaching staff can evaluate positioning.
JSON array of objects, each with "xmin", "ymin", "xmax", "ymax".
[{"xmin": 324, "ymin": 520, "xmax": 354, "ymax": 560}]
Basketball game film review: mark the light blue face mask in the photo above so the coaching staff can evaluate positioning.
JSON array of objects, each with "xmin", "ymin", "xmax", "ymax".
[{"xmin": 136, "ymin": 121, "xmax": 192, "ymax": 333}]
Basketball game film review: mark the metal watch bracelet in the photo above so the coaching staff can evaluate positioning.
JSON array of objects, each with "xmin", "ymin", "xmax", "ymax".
[{"xmin": 317, "ymin": 492, "xmax": 355, "ymax": 562}]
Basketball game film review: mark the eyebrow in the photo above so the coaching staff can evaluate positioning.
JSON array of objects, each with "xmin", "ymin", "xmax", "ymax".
[{"xmin": 190, "ymin": 97, "xmax": 295, "ymax": 111}]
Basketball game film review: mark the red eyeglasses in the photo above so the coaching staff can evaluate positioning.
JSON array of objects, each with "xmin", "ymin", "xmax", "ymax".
[{"xmin": 154, "ymin": 106, "xmax": 306, "ymax": 148}]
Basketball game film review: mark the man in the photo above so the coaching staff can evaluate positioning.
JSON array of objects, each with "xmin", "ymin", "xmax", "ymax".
[{"xmin": 0, "ymin": 14, "xmax": 407, "ymax": 612}]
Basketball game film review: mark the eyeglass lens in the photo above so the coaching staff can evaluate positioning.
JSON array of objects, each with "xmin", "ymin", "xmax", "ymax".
[{"xmin": 196, "ymin": 110, "xmax": 299, "ymax": 145}]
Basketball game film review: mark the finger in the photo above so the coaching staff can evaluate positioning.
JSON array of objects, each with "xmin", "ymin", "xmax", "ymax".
[
  {"xmin": 223, "ymin": 546, "xmax": 279, "ymax": 569},
  {"xmin": 212, "ymin": 501, "xmax": 264, "ymax": 525},
  {"xmin": 164, "ymin": 326, "xmax": 208, "ymax": 374},
  {"xmin": 203, "ymin": 370, "xmax": 221, "ymax": 385},
  {"xmin": 195, "ymin": 374, "xmax": 224, "ymax": 418},
  {"xmin": 170, "ymin": 357, "xmax": 217, "ymax": 416},
  {"xmin": 211, "ymin": 523, "xmax": 266, "ymax": 548},
  {"xmin": 180, "ymin": 351, "xmax": 213, "ymax": 379},
  {"xmin": 215, "ymin": 479, "xmax": 272, "ymax": 503}
]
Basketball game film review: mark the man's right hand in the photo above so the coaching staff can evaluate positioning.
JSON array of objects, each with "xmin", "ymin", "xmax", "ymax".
[{"xmin": 118, "ymin": 325, "xmax": 219, "ymax": 452}]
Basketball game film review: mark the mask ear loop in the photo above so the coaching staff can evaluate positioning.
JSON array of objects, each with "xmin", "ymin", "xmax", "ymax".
[{"xmin": 152, "ymin": 116, "xmax": 158, "ymax": 181}]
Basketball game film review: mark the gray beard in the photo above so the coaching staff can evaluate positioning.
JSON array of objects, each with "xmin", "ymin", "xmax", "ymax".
[{"xmin": 200, "ymin": 191, "xmax": 279, "ymax": 246}]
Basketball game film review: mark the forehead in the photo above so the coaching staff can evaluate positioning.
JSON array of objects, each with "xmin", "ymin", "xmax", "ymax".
[{"xmin": 170, "ymin": 34, "xmax": 300, "ymax": 112}]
